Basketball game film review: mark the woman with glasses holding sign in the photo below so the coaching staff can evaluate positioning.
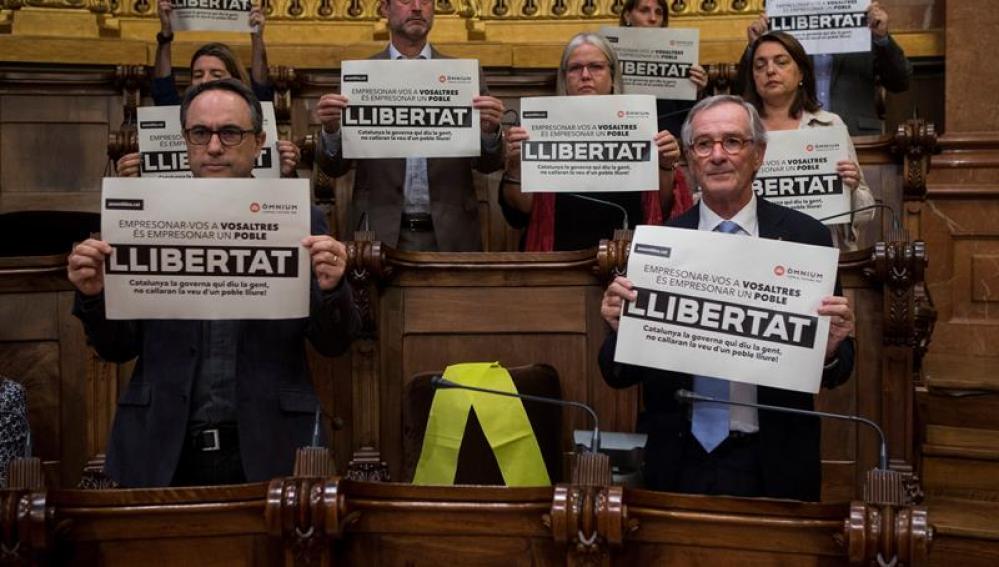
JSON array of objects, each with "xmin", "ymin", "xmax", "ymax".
[
  {"xmin": 115, "ymin": 0, "xmax": 300, "ymax": 178},
  {"xmin": 618, "ymin": 0, "xmax": 709, "ymax": 137},
  {"xmin": 743, "ymin": 31, "xmax": 875, "ymax": 250},
  {"xmin": 500, "ymin": 32, "xmax": 693, "ymax": 252}
]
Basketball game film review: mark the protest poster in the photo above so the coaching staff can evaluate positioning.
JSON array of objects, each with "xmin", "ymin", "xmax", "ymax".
[
  {"xmin": 766, "ymin": 0, "xmax": 871, "ymax": 55},
  {"xmin": 101, "ymin": 177, "xmax": 311, "ymax": 320},
  {"xmin": 600, "ymin": 26, "xmax": 700, "ymax": 101},
  {"xmin": 339, "ymin": 59, "xmax": 481, "ymax": 159},
  {"xmin": 169, "ymin": 0, "xmax": 252, "ymax": 33},
  {"xmin": 137, "ymin": 102, "xmax": 280, "ymax": 178},
  {"xmin": 519, "ymin": 94, "xmax": 658, "ymax": 193},
  {"xmin": 753, "ymin": 126, "xmax": 852, "ymax": 224},
  {"xmin": 614, "ymin": 225, "xmax": 838, "ymax": 394}
]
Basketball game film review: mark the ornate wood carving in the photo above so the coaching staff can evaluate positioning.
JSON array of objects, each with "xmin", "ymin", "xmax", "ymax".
[
  {"xmin": 292, "ymin": 447, "xmax": 337, "ymax": 478},
  {"xmin": 705, "ymin": 62, "xmax": 739, "ymax": 95},
  {"xmin": 893, "ymin": 118, "xmax": 939, "ymax": 200},
  {"xmin": 595, "ymin": 234, "xmax": 629, "ymax": 281},
  {"xmin": 107, "ymin": 65, "xmax": 145, "ymax": 163},
  {"xmin": 843, "ymin": 502, "xmax": 931, "ymax": 567},
  {"xmin": 871, "ymin": 240, "xmax": 935, "ymax": 352},
  {"xmin": 265, "ymin": 476, "xmax": 352, "ymax": 565},
  {"xmin": 0, "ymin": 488, "xmax": 49, "ymax": 566},
  {"xmin": 268, "ymin": 65, "xmax": 299, "ymax": 123}
]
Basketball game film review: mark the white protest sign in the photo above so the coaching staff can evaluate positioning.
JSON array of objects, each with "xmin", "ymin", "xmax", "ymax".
[
  {"xmin": 767, "ymin": 0, "xmax": 871, "ymax": 55},
  {"xmin": 170, "ymin": 0, "xmax": 252, "ymax": 32},
  {"xmin": 101, "ymin": 177, "xmax": 311, "ymax": 320},
  {"xmin": 137, "ymin": 102, "xmax": 280, "ymax": 178},
  {"xmin": 601, "ymin": 26, "xmax": 700, "ymax": 101},
  {"xmin": 614, "ymin": 225, "xmax": 838, "ymax": 394},
  {"xmin": 519, "ymin": 94, "xmax": 658, "ymax": 193},
  {"xmin": 340, "ymin": 59, "xmax": 481, "ymax": 159},
  {"xmin": 753, "ymin": 127, "xmax": 852, "ymax": 225}
]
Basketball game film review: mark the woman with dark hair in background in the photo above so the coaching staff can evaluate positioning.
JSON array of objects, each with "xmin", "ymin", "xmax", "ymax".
[
  {"xmin": 115, "ymin": 0, "xmax": 300, "ymax": 177},
  {"xmin": 500, "ymin": 32, "xmax": 693, "ymax": 252},
  {"xmin": 743, "ymin": 31, "xmax": 874, "ymax": 249},
  {"xmin": 617, "ymin": 0, "xmax": 708, "ymax": 136}
]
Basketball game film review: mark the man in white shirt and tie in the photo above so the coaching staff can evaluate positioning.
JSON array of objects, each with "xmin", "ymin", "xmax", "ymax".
[
  {"xmin": 314, "ymin": 0, "xmax": 505, "ymax": 251},
  {"xmin": 598, "ymin": 95, "xmax": 856, "ymax": 501}
]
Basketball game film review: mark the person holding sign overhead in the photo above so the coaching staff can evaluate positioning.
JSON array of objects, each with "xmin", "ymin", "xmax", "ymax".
[
  {"xmin": 313, "ymin": 0, "xmax": 505, "ymax": 252},
  {"xmin": 742, "ymin": 1, "xmax": 911, "ymax": 137},
  {"xmin": 617, "ymin": 0, "xmax": 708, "ymax": 136},
  {"xmin": 500, "ymin": 32, "xmax": 693, "ymax": 252},
  {"xmin": 69, "ymin": 80, "xmax": 361, "ymax": 488},
  {"xmin": 744, "ymin": 31, "xmax": 875, "ymax": 250},
  {"xmin": 598, "ymin": 95, "xmax": 855, "ymax": 501},
  {"xmin": 116, "ymin": 0, "xmax": 301, "ymax": 178}
]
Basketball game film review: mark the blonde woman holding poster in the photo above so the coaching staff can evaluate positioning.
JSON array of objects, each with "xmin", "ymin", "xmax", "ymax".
[
  {"xmin": 500, "ymin": 33, "xmax": 693, "ymax": 252},
  {"xmin": 743, "ymin": 31, "xmax": 875, "ymax": 250}
]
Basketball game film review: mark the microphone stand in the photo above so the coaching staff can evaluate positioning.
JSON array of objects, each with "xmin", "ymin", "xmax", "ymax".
[
  {"xmin": 432, "ymin": 376, "xmax": 601, "ymax": 453},
  {"xmin": 675, "ymin": 389, "xmax": 888, "ymax": 470}
]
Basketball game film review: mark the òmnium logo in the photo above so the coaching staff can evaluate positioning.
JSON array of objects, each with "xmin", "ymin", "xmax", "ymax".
[
  {"xmin": 250, "ymin": 202, "xmax": 299, "ymax": 215},
  {"xmin": 783, "ymin": 265, "xmax": 824, "ymax": 283},
  {"xmin": 773, "ymin": 265, "xmax": 785, "ymax": 276}
]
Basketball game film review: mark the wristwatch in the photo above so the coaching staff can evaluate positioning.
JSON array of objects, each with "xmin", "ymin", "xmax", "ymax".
[{"xmin": 156, "ymin": 31, "xmax": 174, "ymax": 45}]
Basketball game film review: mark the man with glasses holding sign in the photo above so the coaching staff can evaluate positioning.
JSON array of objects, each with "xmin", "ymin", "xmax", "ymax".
[
  {"xmin": 598, "ymin": 95, "xmax": 855, "ymax": 501},
  {"xmin": 314, "ymin": 0, "xmax": 505, "ymax": 252},
  {"xmin": 68, "ymin": 80, "xmax": 361, "ymax": 488}
]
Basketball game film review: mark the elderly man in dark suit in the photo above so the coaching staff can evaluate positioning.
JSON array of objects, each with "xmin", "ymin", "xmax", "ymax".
[
  {"xmin": 598, "ymin": 95, "xmax": 856, "ymax": 501},
  {"xmin": 314, "ymin": 0, "xmax": 505, "ymax": 252},
  {"xmin": 68, "ymin": 80, "xmax": 361, "ymax": 488}
]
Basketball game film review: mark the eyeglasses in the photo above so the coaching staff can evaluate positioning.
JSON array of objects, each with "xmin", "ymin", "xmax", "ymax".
[
  {"xmin": 689, "ymin": 136, "xmax": 754, "ymax": 157},
  {"xmin": 566, "ymin": 62, "xmax": 610, "ymax": 76},
  {"xmin": 395, "ymin": 0, "xmax": 434, "ymax": 6},
  {"xmin": 183, "ymin": 126, "xmax": 256, "ymax": 147}
]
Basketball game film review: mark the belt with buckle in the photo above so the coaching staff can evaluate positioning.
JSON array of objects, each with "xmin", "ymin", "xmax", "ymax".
[
  {"xmin": 189, "ymin": 427, "xmax": 239, "ymax": 452},
  {"xmin": 401, "ymin": 213, "xmax": 434, "ymax": 232}
]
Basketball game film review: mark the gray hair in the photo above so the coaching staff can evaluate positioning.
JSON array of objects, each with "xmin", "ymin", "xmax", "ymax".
[
  {"xmin": 680, "ymin": 94, "xmax": 767, "ymax": 149},
  {"xmin": 556, "ymin": 32, "xmax": 624, "ymax": 96}
]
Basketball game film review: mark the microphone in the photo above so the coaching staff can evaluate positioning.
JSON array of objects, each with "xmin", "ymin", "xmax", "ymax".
[
  {"xmin": 431, "ymin": 375, "xmax": 601, "ymax": 453},
  {"xmin": 815, "ymin": 202, "xmax": 900, "ymax": 230},
  {"xmin": 311, "ymin": 404, "xmax": 322, "ymax": 448},
  {"xmin": 567, "ymin": 193, "xmax": 630, "ymax": 231},
  {"xmin": 674, "ymin": 389, "xmax": 888, "ymax": 470}
]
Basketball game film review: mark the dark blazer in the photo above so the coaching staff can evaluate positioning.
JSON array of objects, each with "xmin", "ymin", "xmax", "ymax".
[
  {"xmin": 736, "ymin": 34, "xmax": 912, "ymax": 136},
  {"xmin": 73, "ymin": 208, "xmax": 362, "ymax": 487},
  {"xmin": 317, "ymin": 46, "xmax": 505, "ymax": 251},
  {"xmin": 598, "ymin": 197, "xmax": 855, "ymax": 501},
  {"xmin": 824, "ymin": 35, "xmax": 911, "ymax": 135}
]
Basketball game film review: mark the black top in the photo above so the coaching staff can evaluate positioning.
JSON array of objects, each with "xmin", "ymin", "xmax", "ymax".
[
  {"xmin": 498, "ymin": 187, "xmax": 646, "ymax": 251},
  {"xmin": 657, "ymin": 98, "xmax": 696, "ymax": 138}
]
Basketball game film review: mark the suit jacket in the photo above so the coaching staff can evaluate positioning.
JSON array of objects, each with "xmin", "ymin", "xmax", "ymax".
[
  {"xmin": 73, "ymin": 207, "xmax": 362, "ymax": 487},
  {"xmin": 736, "ymin": 35, "xmax": 912, "ymax": 136},
  {"xmin": 317, "ymin": 47, "xmax": 505, "ymax": 251},
  {"xmin": 825, "ymin": 35, "xmax": 911, "ymax": 136},
  {"xmin": 598, "ymin": 197, "xmax": 855, "ymax": 501}
]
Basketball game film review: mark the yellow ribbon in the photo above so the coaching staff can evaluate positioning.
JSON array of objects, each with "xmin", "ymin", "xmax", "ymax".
[{"xmin": 412, "ymin": 362, "xmax": 551, "ymax": 487}]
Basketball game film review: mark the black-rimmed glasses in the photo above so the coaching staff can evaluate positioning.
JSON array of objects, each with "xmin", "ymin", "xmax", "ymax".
[{"xmin": 183, "ymin": 126, "xmax": 256, "ymax": 147}]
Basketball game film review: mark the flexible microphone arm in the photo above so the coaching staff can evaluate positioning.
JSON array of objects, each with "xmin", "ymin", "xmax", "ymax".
[
  {"xmin": 432, "ymin": 376, "xmax": 601, "ymax": 453},
  {"xmin": 567, "ymin": 193, "xmax": 630, "ymax": 231},
  {"xmin": 815, "ymin": 202, "xmax": 901, "ymax": 230},
  {"xmin": 674, "ymin": 388, "xmax": 888, "ymax": 470}
]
